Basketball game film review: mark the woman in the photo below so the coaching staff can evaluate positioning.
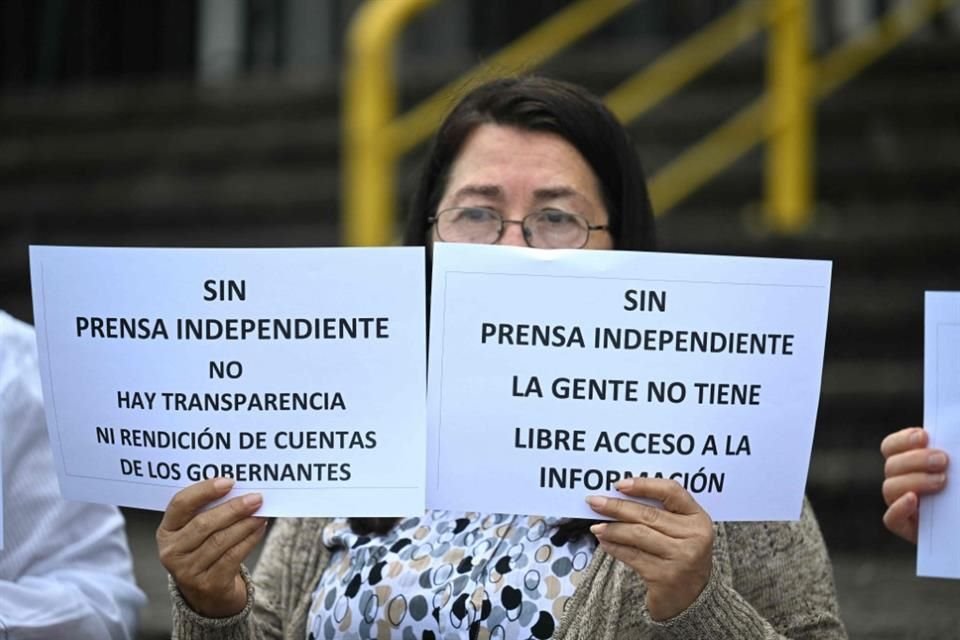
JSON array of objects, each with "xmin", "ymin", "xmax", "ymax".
[
  {"xmin": 881, "ymin": 426, "xmax": 949, "ymax": 542},
  {"xmin": 161, "ymin": 76, "xmax": 846, "ymax": 639}
]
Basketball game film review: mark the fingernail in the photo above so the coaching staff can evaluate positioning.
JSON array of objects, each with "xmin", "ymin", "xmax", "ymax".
[
  {"xmin": 930, "ymin": 474, "xmax": 946, "ymax": 488},
  {"xmin": 243, "ymin": 493, "xmax": 263, "ymax": 507},
  {"xmin": 590, "ymin": 523, "xmax": 607, "ymax": 536},
  {"xmin": 614, "ymin": 478, "xmax": 634, "ymax": 491},
  {"xmin": 214, "ymin": 478, "xmax": 235, "ymax": 492},
  {"xmin": 928, "ymin": 453, "xmax": 947, "ymax": 469},
  {"xmin": 586, "ymin": 496, "xmax": 607, "ymax": 509},
  {"xmin": 910, "ymin": 430, "xmax": 924, "ymax": 445}
]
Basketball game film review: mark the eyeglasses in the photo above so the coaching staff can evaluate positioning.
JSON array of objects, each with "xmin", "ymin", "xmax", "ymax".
[{"xmin": 428, "ymin": 207, "xmax": 609, "ymax": 249}]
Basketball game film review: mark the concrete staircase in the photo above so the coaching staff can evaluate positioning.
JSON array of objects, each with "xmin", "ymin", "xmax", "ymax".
[
  {"xmin": 638, "ymin": 40, "xmax": 960, "ymax": 552},
  {"xmin": 0, "ymin": 76, "xmax": 344, "ymax": 323}
]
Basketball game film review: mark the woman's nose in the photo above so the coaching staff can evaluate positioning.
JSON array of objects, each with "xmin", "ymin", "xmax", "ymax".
[{"xmin": 497, "ymin": 219, "xmax": 529, "ymax": 247}]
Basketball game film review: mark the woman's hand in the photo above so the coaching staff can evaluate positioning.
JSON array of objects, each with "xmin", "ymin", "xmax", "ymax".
[
  {"xmin": 881, "ymin": 426, "xmax": 949, "ymax": 543},
  {"xmin": 157, "ymin": 478, "xmax": 267, "ymax": 618},
  {"xmin": 587, "ymin": 477, "xmax": 714, "ymax": 621}
]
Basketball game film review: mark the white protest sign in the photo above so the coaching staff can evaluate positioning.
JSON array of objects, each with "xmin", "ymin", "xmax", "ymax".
[
  {"xmin": 29, "ymin": 246, "xmax": 426, "ymax": 517},
  {"xmin": 919, "ymin": 291, "xmax": 960, "ymax": 579},
  {"xmin": 1, "ymin": 425, "xmax": 3, "ymax": 550},
  {"xmin": 427, "ymin": 244, "xmax": 831, "ymax": 521}
]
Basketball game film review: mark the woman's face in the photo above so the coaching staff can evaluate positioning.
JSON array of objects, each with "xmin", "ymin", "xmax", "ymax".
[{"xmin": 432, "ymin": 124, "xmax": 613, "ymax": 250}]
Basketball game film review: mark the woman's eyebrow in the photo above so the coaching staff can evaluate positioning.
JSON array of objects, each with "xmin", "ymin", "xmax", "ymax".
[
  {"xmin": 533, "ymin": 186, "xmax": 586, "ymax": 203},
  {"xmin": 450, "ymin": 184, "xmax": 503, "ymax": 204}
]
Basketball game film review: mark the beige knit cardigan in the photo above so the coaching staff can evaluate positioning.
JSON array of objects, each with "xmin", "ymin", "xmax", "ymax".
[{"xmin": 171, "ymin": 499, "xmax": 847, "ymax": 639}]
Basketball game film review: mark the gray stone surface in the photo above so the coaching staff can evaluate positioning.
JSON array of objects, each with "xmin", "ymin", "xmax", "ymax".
[{"xmin": 834, "ymin": 553, "xmax": 960, "ymax": 639}]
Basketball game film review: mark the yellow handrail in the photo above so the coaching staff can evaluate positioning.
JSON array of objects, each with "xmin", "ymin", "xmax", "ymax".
[
  {"xmin": 344, "ymin": 0, "xmax": 633, "ymax": 246},
  {"xmin": 648, "ymin": 0, "xmax": 957, "ymax": 217},
  {"xmin": 387, "ymin": 0, "xmax": 634, "ymax": 157},
  {"xmin": 344, "ymin": 0, "xmax": 957, "ymax": 245},
  {"xmin": 649, "ymin": 96, "xmax": 767, "ymax": 216},
  {"xmin": 816, "ymin": 0, "xmax": 952, "ymax": 98},
  {"xmin": 765, "ymin": 0, "xmax": 812, "ymax": 233},
  {"xmin": 343, "ymin": 0, "xmax": 439, "ymax": 248},
  {"xmin": 605, "ymin": 0, "xmax": 766, "ymax": 124}
]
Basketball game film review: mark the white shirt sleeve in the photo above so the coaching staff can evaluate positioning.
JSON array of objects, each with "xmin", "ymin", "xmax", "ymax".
[{"xmin": 0, "ymin": 312, "xmax": 145, "ymax": 640}]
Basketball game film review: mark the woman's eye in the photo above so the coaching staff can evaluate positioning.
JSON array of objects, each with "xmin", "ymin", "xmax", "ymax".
[
  {"xmin": 541, "ymin": 210, "xmax": 575, "ymax": 225},
  {"xmin": 457, "ymin": 208, "xmax": 495, "ymax": 222}
]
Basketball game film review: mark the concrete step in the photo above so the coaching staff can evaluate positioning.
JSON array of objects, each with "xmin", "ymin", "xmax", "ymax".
[
  {"xmin": 0, "ymin": 117, "xmax": 340, "ymax": 184},
  {"xmin": 0, "ymin": 166, "xmax": 339, "ymax": 219},
  {"xmin": 3, "ymin": 75, "xmax": 956, "ymax": 187},
  {"xmin": 658, "ymin": 205, "xmax": 960, "ymax": 287},
  {"xmin": 0, "ymin": 75, "xmax": 341, "ymax": 135}
]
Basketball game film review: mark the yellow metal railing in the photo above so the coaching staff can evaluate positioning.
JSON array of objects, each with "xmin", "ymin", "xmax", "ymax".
[
  {"xmin": 344, "ymin": 0, "xmax": 634, "ymax": 247},
  {"xmin": 766, "ymin": 0, "xmax": 812, "ymax": 233},
  {"xmin": 387, "ymin": 0, "xmax": 636, "ymax": 157},
  {"xmin": 649, "ymin": 0, "xmax": 956, "ymax": 226},
  {"xmin": 602, "ymin": 0, "xmax": 769, "ymax": 218},
  {"xmin": 344, "ymin": 0, "xmax": 957, "ymax": 245},
  {"xmin": 343, "ymin": 0, "xmax": 438, "ymax": 249}
]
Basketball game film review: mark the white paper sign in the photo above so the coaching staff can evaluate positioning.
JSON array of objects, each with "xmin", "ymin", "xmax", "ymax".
[
  {"xmin": 1, "ymin": 425, "xmax": 4, "ymax": 550},
  {"xmin": 427, "ymin": 244, "xmax": 831, "ymax": 521},
  {"xmin": 919, "ymin": 291, "xmax": 960, "ymax": 578},
  {"xmin": 29, "ymin": 246, "xmax": 426, "ymax": 517}
]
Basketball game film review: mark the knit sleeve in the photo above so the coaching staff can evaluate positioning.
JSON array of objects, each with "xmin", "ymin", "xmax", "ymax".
[
  {"xmin": 170, "ymin": 518, "xmax": 308, "ymax": 639},
  {"xmin": 648, "ymin": 498, "xmax": 847, "ymax": 639}
]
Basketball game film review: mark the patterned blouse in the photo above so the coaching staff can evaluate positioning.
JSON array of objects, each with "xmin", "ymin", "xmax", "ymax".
[{"xmin": 307, "ymin": 511, "xmax": 597, "ymax": 640}]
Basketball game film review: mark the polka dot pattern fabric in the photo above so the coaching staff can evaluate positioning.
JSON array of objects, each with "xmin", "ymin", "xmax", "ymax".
[{"xmin": 307, "ymin": 511, "xmax": 596, "ymax": 640}]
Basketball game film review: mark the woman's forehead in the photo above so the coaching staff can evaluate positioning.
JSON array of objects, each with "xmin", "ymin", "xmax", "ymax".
[{"xmin": 443, "ymin": 124, "xmax": 602, "ymax": 205}]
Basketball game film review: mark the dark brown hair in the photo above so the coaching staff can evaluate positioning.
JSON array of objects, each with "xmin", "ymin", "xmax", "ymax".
[
  {"xmin": 352, "ymin": 75, "xmax": 656, "ymax": 539},
  {"xmin": 403, "ymin": 75, "xmax": 655, "ymax": 249}
]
